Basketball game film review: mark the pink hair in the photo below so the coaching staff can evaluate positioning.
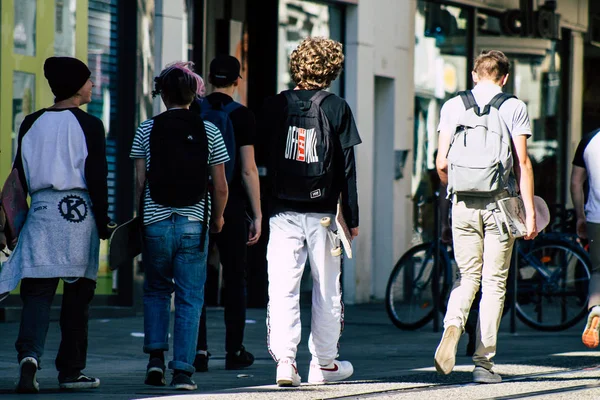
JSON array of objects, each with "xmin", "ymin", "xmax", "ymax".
[{"xmin": 159, "ymin": 61, "xmax": 206, "ymax": 97}]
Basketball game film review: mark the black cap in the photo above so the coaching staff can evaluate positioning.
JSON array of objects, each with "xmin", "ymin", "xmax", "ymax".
[
  {"xmin": 43, "ymin": 57, "xmax": 91, "ymax": 102},
  {"xmin": 209, "ymin": 55, "xmax": 241, "ymax": 85}
]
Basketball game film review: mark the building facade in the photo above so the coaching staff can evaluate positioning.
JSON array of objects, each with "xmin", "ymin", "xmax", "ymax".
[
  {"xmin": 344, "ymin": 0, "xmax": 590, "ymax": 304},
  {"xmin": 0, "ymin": 0, "xmax": 593, "ymax": 318}
]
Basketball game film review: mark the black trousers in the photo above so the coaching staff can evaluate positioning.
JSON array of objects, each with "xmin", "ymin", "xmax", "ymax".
[
  {"xmin": 15, "ymin": 277, "xmax": 96, "ymax": 378},
  {"xmin": 197, "ymin": 197, "xmax": 249, "ymax": 353}
]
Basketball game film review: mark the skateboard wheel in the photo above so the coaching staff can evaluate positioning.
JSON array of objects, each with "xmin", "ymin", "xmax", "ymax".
[
  {"xmin": 320, "ymin": 217, "xmax": 331, "ymax": 227},
  {"xmin": 330, "ymin": 247, "xmax": 342, "ymax": 257}
]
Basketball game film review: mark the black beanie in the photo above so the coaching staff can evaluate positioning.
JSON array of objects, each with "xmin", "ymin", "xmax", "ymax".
[{"xmin": 43, "ymin": 57, "xmax": 91, "ymax": 102}]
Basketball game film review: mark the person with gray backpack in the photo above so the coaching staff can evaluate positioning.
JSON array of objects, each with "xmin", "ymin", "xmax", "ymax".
[{"xmin": 434, "ymin": 50, "xmax": 537, "ymax": 384}]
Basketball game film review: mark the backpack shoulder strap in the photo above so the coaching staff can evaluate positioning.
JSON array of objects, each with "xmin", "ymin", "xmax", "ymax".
[
  {"xmin": 310, "ymin": 90, "xmax": 333, "ymax": 107},
  {"xmin": 458, "ymin": 90, "xmax": 477, "ymax": 111},
  {"xmin": 222, "ymin": 100, "xmax": 242, "ymax": 115},
  {"xmin": 199, "ymin": 98, "xmax": 213, "ymax": 112},
  {"xmin": 488, "ymin": 93, "xmax": 516, "ymax": 110}
]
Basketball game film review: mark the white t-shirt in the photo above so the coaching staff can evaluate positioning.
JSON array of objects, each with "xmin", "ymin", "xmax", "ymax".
[
  {"xmin": 573, "ymin": 129, "xmax": 600, "ymax": 223},
  {"xmin": 437, "ymin": 82, "xmax": 532, "ymax": 139}
]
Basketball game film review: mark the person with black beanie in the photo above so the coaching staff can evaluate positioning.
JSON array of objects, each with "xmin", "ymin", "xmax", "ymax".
[{"xmin": 0, "ymin": 56, "xmax": 114, "ymax": 393}]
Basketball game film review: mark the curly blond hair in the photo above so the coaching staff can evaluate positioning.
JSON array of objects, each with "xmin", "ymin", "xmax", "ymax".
[{"xmin": 289, "ymin": 37, "xmax": 344, "ymax": 90}]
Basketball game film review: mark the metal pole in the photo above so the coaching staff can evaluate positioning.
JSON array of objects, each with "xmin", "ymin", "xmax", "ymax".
[{"xmin": 433, "ymin": 192, "xmax": 441, "ymax": 333}]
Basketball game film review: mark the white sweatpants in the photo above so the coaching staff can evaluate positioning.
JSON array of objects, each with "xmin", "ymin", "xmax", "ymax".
[{"xmin": 266, "ymin": 211, "xmax": 343, "ymax": 366}]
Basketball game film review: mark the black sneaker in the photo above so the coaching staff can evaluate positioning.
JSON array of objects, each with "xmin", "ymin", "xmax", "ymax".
[
  {"xmin": 225, "ymin": 345, "xmax": 254, "ymax": 370},
  {"xmin": 59, "ymin": 374, "xmax": 100, "ymax": 389},
  {"xmin": 193, "ymin": 352, "xmax": 210, "ymax": 373},
  {"xmin": 16, "ymin": 357, "xmax": 39, "ymax": 394},
  {"xmin": 170, "ymin": 373, "xmax": 197, "ymax": 391},
  {"xmin": 145, "ymin": 358, "xmax": 166, "ymax": 386}
]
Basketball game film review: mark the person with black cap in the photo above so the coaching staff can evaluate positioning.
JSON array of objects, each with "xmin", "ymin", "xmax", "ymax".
[
  {"xmin": 0, "ymin": 56, "xmax": 113, "ymax": 393},
  {"xmin": 191, "ymin": 54, "xmax": 261, "ymax": 372}
]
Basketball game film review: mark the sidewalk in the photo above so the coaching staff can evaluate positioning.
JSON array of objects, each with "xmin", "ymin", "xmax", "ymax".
[{"xmin": 0, "ymin": 303, "xmax": 598, "ymax": 399}]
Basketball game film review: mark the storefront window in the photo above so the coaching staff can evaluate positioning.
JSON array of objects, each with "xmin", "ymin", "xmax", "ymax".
[
  {"xmin": 277, "ymin": 0, "xmax": 344, "ymax": 95},
  {"xmin": 54, "ymin": 0, "xmax": 77, "ymax": 57},
  {"xmin": 88, "ymin": 0, "xmax": 120, "ymax": 295},
  {"xmin": 476, "ymin": 10, "xmax": 565, "ymax": 209},
  {"xmin": 509, "ymin": 46, "xmax": 563, "ymax": 208},
  {"xmin": 413, "ymin": 1, "xmax": 470, "ymax": 241},
  {"xmin": 12, "ymin": 72, "xmax": 36, "ymax": 160},
  {"xmin": 14, "ymin": 0, "xmax": 37, "ymax": 56}
]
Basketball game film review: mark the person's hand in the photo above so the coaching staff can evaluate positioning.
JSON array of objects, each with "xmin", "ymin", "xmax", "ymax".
[
  {"xmin": 247, "ymin": 216, "xmax": 262, "ymax": 246},
  {"xmin": 441, "ymin": 224, "xmax": 452, "ymax": 244},
  {"xmin": 350, "ymin": 227, "xmax": 359, "ymax": 239},
  {"xmin": 211, "ymin": 216, "xmax": 225, "ymax": 234},
  {"xmin": 524, "ymin": 214, "xmax": 538, "ymax": 241},
  {"xmin": 576, "ymin": 218, "xmax": 588, "ymax": 240}
]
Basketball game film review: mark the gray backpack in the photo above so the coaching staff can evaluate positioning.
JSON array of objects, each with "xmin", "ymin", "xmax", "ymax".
[{"xmin": 446, "ymin": 91, "xmax": 518, "ymax": 197}]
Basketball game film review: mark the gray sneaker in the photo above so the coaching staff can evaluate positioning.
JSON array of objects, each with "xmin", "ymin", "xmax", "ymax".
[
  {"xmin": 434, "ymin": 325, "xmax": 461, "ymax": 375},
  {"xmin": 473, "ymin": 366, "xmax": 502, "ymax": 383}
]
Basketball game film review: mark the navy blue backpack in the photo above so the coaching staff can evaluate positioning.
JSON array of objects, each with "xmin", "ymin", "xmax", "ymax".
[{"xmin": 198, "ymin": 98, "xmax": 242, "ymax": 183}]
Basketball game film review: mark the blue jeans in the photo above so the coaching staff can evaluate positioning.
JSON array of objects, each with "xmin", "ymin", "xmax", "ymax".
[{"xmin": 142, "ymin": 214, "xmax": 208, "ymax": 373}]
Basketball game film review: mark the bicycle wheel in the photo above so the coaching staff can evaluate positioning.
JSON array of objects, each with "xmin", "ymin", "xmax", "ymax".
[
  {"xmin": 386, "ymin": 242, "xmax": 451, "ymax": 330},
  {"xmin": 516, "ymin": 239, "xmax": 591, "ymax": 331}
]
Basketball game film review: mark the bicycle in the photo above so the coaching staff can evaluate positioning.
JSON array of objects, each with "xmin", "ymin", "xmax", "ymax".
[{"xmin": 385, "ymin": 230, "xmax": 592, "ymax": 332}]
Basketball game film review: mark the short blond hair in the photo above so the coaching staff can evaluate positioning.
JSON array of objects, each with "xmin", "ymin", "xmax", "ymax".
[
  {"xmin": 474, "ymin": 50, "xmax": 510, "ymax": 83},
  {"xmin": 289, "ymin": 37, "xmax": 344, "ymax": 90}
]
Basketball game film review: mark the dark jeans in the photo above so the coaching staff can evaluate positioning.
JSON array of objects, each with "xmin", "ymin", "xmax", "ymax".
[
  {"xmin": 15, "ymin": 277, "xmax": 96, "ymax": 378},
  {"xmin": 197, "ymin": 197, "xmax": 248, "ymax": 354}
]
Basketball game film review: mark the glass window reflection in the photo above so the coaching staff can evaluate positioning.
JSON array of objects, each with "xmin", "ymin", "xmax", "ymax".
[
  {"xmin": 413, "ymin": 1, "xmax": 469, "ymax": 241},
  {"xmin": 277, "ymin": 0, "xmax": 343, "ymax": 95},
  {"xmin": 14, "ymin": 0, "xmax": 37, "ymax": 56},
  {"xmin": 54, "ymin": 0, "xmax": 77, "ymax": 57},
  {"xmin": 12, "ymin": 72, "xmax": 36, "ymax": 160},
  {"xmin": 508, "ymin": 45, "xmax": 563, "ymax": 207}
]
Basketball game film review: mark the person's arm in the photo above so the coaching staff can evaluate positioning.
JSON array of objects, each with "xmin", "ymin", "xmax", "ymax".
[
  {"xmin": 336, "ymin": 100, "xmax": 362, "ymax": 238},
  {"xmin": 512, "ymin": 135, "xmax": 537, "ymax": 240},
  {"xmin": 239, "ymin": 145, "xmax": 262, "ymax": 245},
  {"xmin": 341, "ymin": 146, "xmax": 359, "ymax": 238},
  {"xmin": 134, "ymin": 158, "xmax": 146, "ymax": 212},
  {"xmin": 209, "ymin": 163, "xmax": 228, "ymax": 233},
  {"xmin": 435, "ymin": 100, "xmax": 459, "ymax": 186},
  {"xmin": 436, "ymin": 130, "xmax": 451, "ymax": 186},
  {"xmin": 82, "ymin": 116, "xmax": 113, "ymax": 239},
  {"xmin": 571, "ymin": 165, "xmax": 588, "ymax": 239}
]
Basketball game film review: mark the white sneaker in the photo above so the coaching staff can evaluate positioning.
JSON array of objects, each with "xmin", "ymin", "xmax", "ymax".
[
  {"xmin": 582, "ymin": 306, "xmax": 600, "ymax": 348},
  {"xmin": 307, "ymin": 359, "xmax": 353, "ymax": 384},
  {"xmin": 276, "ymin": 359, "xmax": 301, "ymax": 387},
  {"xmin": 16, "ymin": 357, "xmax": 39, "ymax": 393}
]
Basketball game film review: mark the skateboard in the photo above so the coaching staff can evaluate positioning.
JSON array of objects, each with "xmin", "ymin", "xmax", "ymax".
[
  {"xmin": 0, "ymin": 169, "xmax": 29, "ymax": 250},
  {"xmin": 320, "ymin": 200, "xmax": 353, "ymax": 258},
  {"xmin": 108, "ymin": 217, "xmax": 142, "ymax": 271},
  {"xmin": 495, "ymin": 195, "xmax": 550, "ymax": 240}
]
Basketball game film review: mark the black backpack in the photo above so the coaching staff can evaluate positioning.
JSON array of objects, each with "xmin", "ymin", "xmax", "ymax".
[
  {"xmin": 148, "ymin": 109, "xmax": 209, "ymax": 207},
  {"xmin": 272, "ymin": 90, "xmax": 336, "ymax": 202}
]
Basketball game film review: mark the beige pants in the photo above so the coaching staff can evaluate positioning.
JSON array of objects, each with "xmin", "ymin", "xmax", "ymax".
[
  {"xmin": 587, "ymin": 222, "xmax": 600, "ymax": 309},
  {"xmin": 444, "ymin": 196, "xmax": 514, "ymax": 370}
]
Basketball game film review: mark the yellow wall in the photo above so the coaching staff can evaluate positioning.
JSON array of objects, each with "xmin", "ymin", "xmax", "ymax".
[
  {"xmin": 0, "ymin": 1, "xmax": 116, "ymax": 296},
  {"xmin": 0, "ymin": 0, "xmax": 89, "ymax": 179}
]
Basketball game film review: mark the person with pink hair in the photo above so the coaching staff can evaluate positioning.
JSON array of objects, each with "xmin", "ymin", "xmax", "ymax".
[{"xmin": 130, "ymin": 61, "xmax": 229, "ymax": 390}]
